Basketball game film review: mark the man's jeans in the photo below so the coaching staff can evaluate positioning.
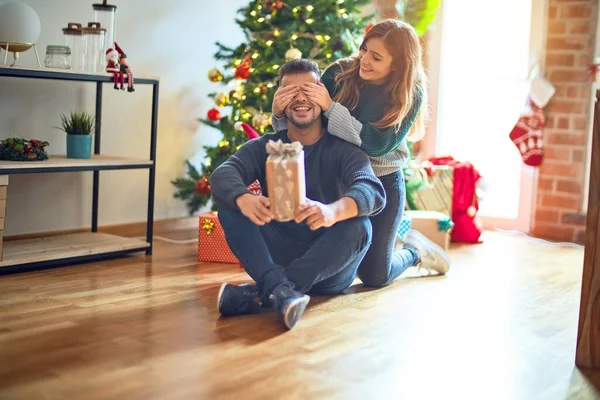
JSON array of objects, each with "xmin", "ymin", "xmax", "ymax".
[{"xmin": 218, "ymin": 206, "xmax": 373, "ymax": 303}]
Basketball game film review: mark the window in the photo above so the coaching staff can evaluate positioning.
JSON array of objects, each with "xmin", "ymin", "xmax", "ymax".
[{"xmin": 432, "ymin": 0, "xmax": 544, "ymax": 230}]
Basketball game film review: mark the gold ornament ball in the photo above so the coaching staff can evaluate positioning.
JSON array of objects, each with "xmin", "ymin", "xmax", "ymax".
[
  {"xmin": 285, "ymin": 47, "xmax": 302, "ymax": 61},
  {"xmin": 252, "ymin": 113, "xmax": 270, "ymax": 129},
  {"xmin": 208, "ymin": 68, "xmax": 223, "ymax": 82},
  {"xmin": 214, "ymin": 92, "xmax": 230, "ymax": 107},
  {"xmin": 229, "ymin": 84, "xmax": 245, "ymax": 100}
]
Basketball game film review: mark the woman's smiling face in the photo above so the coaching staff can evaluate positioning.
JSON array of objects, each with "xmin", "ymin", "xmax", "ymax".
[{"xmin": 358, "ymin": 37, "xmax": 394, "ymax": 85}]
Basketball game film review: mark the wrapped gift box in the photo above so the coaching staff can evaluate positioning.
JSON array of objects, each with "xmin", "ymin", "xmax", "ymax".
[
  {"xmin": 406, "ymin": 165, "xmax": 453, "ymax": 217},
  {"xmin": 404, "ymin": 210, "xmax": 453, "ymax": 251},
  {"xmin": 197, "ymin": 212, "xmax": 240, "ymax": 264},
  {"xmin": 265, "ymin": 140, "xmax": 306, "ymax": 222}
]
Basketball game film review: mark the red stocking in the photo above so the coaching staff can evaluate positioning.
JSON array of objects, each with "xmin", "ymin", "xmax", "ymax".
[{"xmin": 509, "ymin": 98, "xmax": 544, "ymax": 167}]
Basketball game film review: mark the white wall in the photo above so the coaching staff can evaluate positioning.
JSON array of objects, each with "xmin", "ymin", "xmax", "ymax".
[{"xmin": 0, "ymin": 0, "xmax": 248, "ymax": 236}]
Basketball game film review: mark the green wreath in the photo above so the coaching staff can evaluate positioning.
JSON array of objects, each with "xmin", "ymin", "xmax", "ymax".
[{"xmin": 0, "ymin": 138, "xmax": 49, "ymax": 161}]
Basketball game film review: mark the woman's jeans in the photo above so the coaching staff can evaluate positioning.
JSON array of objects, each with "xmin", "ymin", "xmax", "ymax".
[{"xmin": 357, "ymin": 170, "xmax": 419, "ymax": 287}]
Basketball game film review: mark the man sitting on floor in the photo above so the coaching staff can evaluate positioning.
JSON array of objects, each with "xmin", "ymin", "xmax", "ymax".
[{"xmin": 210, "ymin": 59, "xmax": 386, "ymax": 330}]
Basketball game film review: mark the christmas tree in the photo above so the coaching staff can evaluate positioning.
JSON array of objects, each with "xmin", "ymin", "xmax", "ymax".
[{"xmin": 172, "ymin": 0, "xmax": 373, "ymax": 214}]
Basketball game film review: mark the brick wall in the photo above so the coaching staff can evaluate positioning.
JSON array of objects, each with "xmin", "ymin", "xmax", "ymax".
[{"xmin": 532, "ymin": 0, "xmax": 598, "ymax": 243}]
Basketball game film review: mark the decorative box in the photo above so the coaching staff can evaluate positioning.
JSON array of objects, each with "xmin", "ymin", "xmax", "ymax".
[
  {"xmin": 398, "ymin": 213, "xmax": 412, "ymax": 240},
  {"xmin": 197, "ymin": 211, "xmax": 239, "ymax": 264},
  {"xmin": 404, "ymin": 210, "xmax": 453, "ymax": 251},
  {"xmin": 406, "ymin": 164, "xmax": 453, "ymax": 217}
]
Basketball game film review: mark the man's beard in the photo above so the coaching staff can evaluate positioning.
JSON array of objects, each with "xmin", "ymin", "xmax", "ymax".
[{"xmin": 286, "ymin": 104, "xmax": 318, "ymax": 129}]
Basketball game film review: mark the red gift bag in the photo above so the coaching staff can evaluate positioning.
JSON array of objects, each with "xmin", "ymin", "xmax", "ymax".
[{"xmin": 429, "ymin": 156, "xmax": 483, "ymax": 244}]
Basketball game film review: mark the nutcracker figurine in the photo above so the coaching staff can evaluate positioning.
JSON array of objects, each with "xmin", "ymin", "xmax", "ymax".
[{"xmin": 105, "ymin": 42, "xmax": 134, "ymax": 92}]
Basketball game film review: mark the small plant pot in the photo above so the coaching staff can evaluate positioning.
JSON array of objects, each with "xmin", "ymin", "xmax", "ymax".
[{"xmin": 66, "ymin": 135, "xmax": 92, "ymax": 159}]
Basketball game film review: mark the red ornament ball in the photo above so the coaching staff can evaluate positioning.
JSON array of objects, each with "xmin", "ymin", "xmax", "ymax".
[
  {"xmin": 275, "ymin": 1, "xmax": 284, "ymax": 9},
  {"xmin": 207, "ymin": 108, "xmax": 221, "ymax": 121},
  {"xmin": 195, "ymin": 179, "xmax": 211, "ymax": 195},
  {"xmin": 235, "ymin": 63, "xmax": 251, "ymax": 80}
]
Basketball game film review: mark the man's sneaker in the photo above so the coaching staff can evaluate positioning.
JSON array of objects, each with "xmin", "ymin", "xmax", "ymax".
[
  {"xmin": 404, "ymin": 229, "xmax": 451, "ymax": 275},
  {"xmin": 217, "ymin": 283, "xmax": 261, "ymax": 316},
  {"xmin": 271, "ymin": 286, "xmax": 310, "ymax": 330}
]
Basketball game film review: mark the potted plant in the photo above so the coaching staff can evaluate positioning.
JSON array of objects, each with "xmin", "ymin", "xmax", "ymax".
[{"xmin": 56, "ymin": 111, "xmax": 94, "ymax": 159}]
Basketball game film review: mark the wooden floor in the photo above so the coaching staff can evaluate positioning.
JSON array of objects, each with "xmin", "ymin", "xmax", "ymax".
[{"xmin": 0, "ymin": 228, "xmax": 599, "ymax": 400}]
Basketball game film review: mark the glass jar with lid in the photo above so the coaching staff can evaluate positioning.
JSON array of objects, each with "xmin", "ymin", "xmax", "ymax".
[
  {"xmin": 44, "ymin": 45, "xmax": 71, "ymax": 69},
  {"xmin": 61, "ymin": 23, "xmax": 83, "ymax": 71},
  {"xmin": 82, "ymin": 22, "xmax": 106, "ymax": 73},
  {"xmin": 92, "ymin": 0, "xmax": 117, "ymax": 53}
]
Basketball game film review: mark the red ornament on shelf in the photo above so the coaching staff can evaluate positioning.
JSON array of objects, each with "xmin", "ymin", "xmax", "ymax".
[
  {"xmin": 195, "ymin": 178, "xmax": 211, "ymax": 195},
  {"xmin": 207, "ymin": 108, "xmax": 221, "ymax": 121}
]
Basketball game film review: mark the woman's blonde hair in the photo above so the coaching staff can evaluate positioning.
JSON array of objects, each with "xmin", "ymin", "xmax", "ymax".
[{"xmin": 331, "ymin": 19, "xmax": 428, "ymax": 142}]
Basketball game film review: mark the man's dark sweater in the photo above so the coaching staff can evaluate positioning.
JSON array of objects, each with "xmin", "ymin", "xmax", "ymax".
[{"xmin": 209, "ymin": 129, "xmax": 386, "ymax": 221}]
